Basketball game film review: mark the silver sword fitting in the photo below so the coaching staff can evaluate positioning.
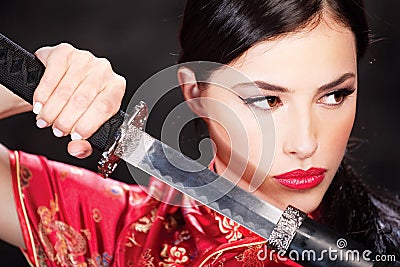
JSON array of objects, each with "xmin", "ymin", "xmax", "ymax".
[
  {"xmin": 98, "ymin": 101, "xmax": 148, "ymax": 178},
  {"xmin": 267, "ymin": 205, "xmax": 307, "ymax": 253}
]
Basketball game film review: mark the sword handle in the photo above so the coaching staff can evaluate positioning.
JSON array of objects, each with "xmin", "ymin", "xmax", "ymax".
[
  {"xmin": 0, "ymin": 33, "xmax": 126, "ymax": 154},
  {"xmin": 268, "ymin": 205, "xmax": 388, "ymax": 267}
]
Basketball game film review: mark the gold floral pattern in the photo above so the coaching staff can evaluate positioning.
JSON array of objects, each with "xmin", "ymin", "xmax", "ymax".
[
  {"xmin": 138, "ymin": 249, "xmax": 155, "ymax": 267},
  {"xmin": 235, "ymin": 245, "xmax": 264, "ymax": 267},
  {"xmin": 132, "ymin": 208, "xmax": 157, "ymax": 233},
  {"xmin": 160, "ymin": 244, "xmax": 189, "ymax": 266},
  {"xmin": 215, "ymin": 214, "xmax": 243, "ymax": 242},
  {"xmin": 92, "ymin": 208, "xmax": 103, "ymax": 223}
]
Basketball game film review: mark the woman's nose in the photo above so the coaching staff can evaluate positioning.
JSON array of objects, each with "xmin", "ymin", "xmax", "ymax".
[{"xmin": 283, "ymin": 112, "xmax": 318, "ymax": 160}]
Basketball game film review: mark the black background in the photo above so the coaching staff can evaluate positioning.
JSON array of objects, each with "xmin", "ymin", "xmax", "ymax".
[{"xmin": 0, "ymin": 0, "xmax": 399, "ymax": 265}]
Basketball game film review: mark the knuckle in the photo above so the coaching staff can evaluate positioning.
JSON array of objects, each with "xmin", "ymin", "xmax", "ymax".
[
  {"xmin": 95, "ymin": 57, "xmax": 113, "ymax": 72},
  {"xmin": 56, "ymin": 42, "xmax": 74, "ymax": 52},
  {"xmin": 96, "ymin": 98, "xmax": 115, "ymax": 115},
  {"xmin": 52, "ymin": 43, "xmax": 75, "ymax": 59},
  {"xmin": 109, "ymin": 75, "xmax": 126, "ymax": 98},
  {"xmin": 79, "ymin": 49, "xmax": 94, "ymax": 57},
  {"xmin": 116, "ymin": 74, "xmax": 127, "ymax": 89},
  {"xmin": 71, "ymin": 93, "xmax": 92, "ymax": 108},
  {"xmin": 76, "ymin": 49, "xmax": 94, "ymax": 62},
  {"xmin": 54, "ymin": 85, "xmax": 72, "ymax": 99}
]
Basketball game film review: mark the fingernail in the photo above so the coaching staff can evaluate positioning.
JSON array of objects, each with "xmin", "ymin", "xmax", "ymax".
[
  {"xmin": 70, "ymin": 151, "xmax": 87, "ymax": 158},
  {"xmin": 71, "ymin": 132, "xmax": 83, "ymax": 141},
  {"xmin": 36, "ymin": 119, "xmax": 48, "ymax": 128},
  {"xmin": 33, "ymin": 102, "xmax": 43, "ymax": 115},
  {"xmin": 53, "ymin": 128, "xmax": 64, "ymax": 138}
]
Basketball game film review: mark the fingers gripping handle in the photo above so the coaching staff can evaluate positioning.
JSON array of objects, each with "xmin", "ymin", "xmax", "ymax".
[{"xmin": 0, "ymin": 33, "xmax": 126, "ymax": 153}]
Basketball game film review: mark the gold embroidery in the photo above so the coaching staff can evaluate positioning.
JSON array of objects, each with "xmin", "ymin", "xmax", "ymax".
[
  {"xmin": 159, "ymin": 244, "xmax": 189, "ymax": 266},
  {"xmin": 19, "ymin": 164, "xmax": 32, "ymax": 189},
  {"xmin": 209, "ymin": 251, "xmax": 224, "ymax": 266},
  {"xmin": 175, "ymin": 230, "xmax": 191, "ymax": 245},
  {"xmin": 34, "ymin": 238, "xmax": 51, "ymax": 267},
  {"xmin": 37, "ymin": 197, "xmax": 88, "ymax": 266},
  {"xmin": 215, "ymin": 214, "xmax": 243, "ymax": 242},
  {"xmin": 92, "ymin": 208, "xmax": 103, "ymax": 223},
  {"xmin": 198, "ymin": 241, "xmax": 267, "ymax": 267},
  {"xmin": 38, "ymin": 223, "xmax": 55, "ymax": 261},
  {"xmin": 81, "ymin": 229, "xmax": 92, "ymax": 240},
  {"xmin": 163, "ymin": 215, "xmax": 178, "ymax": 232},
  {"xmin": 235, "ymin": 245, "xmax": 264, "ymax": 267},
  {"xmin": 132, "ymin": 208, "xmax": 157, "ymax": 233},
  {"xmin": 125, "ymin": 232, "xmax": 142, "ymax": 247},
  {"xmin": 139, "ymin": 249, "xmax": 155, "ymax": 267}
]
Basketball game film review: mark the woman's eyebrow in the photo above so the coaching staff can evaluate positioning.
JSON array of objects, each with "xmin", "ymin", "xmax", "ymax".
[
  {"xmin": 231, "ymin": 81, "xmax": 290, "ymax": 93},
  {"xmin": 231, "ymin": 72, "xmax": 356, "ymax": 94},
  {"xmin": 317, "ymin": 72, "xmax": 356, "ymax": 93}
]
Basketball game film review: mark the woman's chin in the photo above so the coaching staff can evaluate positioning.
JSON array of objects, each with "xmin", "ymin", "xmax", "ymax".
[{"xmin": 260, "ymin": 193, "xmax": 323, "ymax": 216}]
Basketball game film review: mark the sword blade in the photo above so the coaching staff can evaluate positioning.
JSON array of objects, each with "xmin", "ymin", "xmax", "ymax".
[{"xmin": 121, "ymin": 127, "xmax": 282, "ymax": 239}]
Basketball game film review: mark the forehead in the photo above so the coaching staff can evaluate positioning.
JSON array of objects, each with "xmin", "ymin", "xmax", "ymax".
[{"xmin": 229, "ymin": 20, "xmax": 357, "ymax": 89}]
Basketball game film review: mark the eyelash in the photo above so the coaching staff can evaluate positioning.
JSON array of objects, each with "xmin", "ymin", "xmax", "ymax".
[
  {"xmin": 318, "ymin": 88, "xmax": 356, "ymax": 107},
  {"xmin": 241, "ymin": 88, "xmax": 356, "ymax": 110}
]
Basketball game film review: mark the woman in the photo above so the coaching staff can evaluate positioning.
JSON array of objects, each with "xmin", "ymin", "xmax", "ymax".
[{"xmin": 0, "ymin": 0, "xmax": 399, "ymax": 266}]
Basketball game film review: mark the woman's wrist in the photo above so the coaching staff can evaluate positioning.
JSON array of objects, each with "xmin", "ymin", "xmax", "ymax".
[{"xmin": 0, "ymin": 84, "xmax": 32, "ymax": 119}]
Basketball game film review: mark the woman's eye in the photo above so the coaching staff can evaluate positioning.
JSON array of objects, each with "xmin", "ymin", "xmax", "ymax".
[
  {"xmin": 321, "ymin": 93, "xmax": 344, "ymax": 105},
  {"xmin": 318, "ymin": 89, "xmax": 355, "ymax": 106},
  {"xmin": 243, "ymin": 96, "xmax": 282, "ymax": 110}
]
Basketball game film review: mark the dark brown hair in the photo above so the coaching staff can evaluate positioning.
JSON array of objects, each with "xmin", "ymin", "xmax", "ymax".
[{"xmin": 178, "ymin": 0, "xmax": 369, "ymax": 64}]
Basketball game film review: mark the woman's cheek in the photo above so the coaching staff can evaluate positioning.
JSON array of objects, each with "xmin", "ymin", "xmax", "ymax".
[{"xmin": 322, "ymin": 106, "xmax": 356, "ymax": 164}]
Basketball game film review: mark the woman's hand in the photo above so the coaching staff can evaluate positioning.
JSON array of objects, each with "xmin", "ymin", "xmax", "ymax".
[{"xmin": 33, "ymin": 43, "xmax": 126, "ymax": 158}]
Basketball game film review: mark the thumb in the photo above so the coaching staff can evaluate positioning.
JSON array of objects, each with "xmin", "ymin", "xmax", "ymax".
[{"xmin": 67, "ymin": 140, "xmax": 93, "ymax": 159}]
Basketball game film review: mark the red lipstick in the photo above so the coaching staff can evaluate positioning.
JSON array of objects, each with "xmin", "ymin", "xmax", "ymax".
[{"xmin": 274, "ymin": 167, "xmax": 326, "ymax": 190}]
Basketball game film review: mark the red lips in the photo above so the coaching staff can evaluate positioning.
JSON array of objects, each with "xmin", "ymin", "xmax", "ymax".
[{"xmin": 274, "ymin": 167, "xmax": 326, "ymax": 190}]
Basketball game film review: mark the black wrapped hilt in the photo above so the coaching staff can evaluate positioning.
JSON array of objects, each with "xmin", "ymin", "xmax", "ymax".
[
  {"xmin": 267, "ymin": 205, "xmax": 391, "ymax": 267},
  {"xmin": 0, "ymin": 33, "xmax": 126, "ymax": 153}
]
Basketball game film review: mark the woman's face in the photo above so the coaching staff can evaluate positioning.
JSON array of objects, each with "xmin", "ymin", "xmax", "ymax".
[{"xmin": 182, "ymin": 19, "xmax": 357, "ymax": 214}]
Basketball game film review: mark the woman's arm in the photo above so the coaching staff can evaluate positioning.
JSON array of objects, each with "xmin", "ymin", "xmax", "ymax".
[
  {"xmin": 0, "ymin": 43, "xmax": 126, "ymax": 249},
  {"xmin": 0, "ymin": 143, "xmax": 24, "ymax": 248},
  {"xmin": 0, "ymin": 84, "xmax": 32, "ymax": 119}
]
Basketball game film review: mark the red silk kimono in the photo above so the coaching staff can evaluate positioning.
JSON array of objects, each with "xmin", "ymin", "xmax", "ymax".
[{"xmin": 10, "ymin": 150, "xmax": 301, "ymax": 267}]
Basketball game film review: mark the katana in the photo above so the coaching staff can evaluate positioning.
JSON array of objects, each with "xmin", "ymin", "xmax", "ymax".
[{"xmin": 0, "ymin": 33, "xmax": 386, "ymax": 267}]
